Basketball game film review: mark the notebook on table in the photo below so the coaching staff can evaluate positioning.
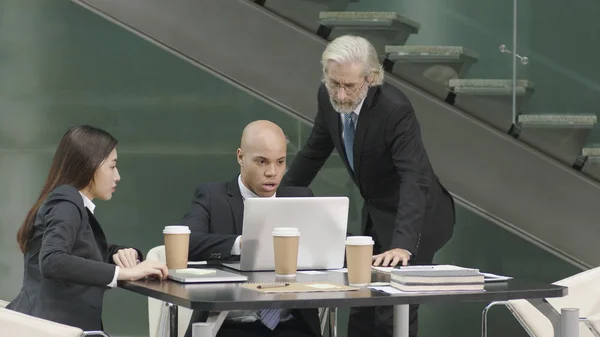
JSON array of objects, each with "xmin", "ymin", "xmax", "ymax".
[{"xmin": 372, "ymin": 265, "xmax": 513, "ymax": 282}]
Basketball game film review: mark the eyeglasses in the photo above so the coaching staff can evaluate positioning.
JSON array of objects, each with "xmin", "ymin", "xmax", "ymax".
[{"xmin": 323, "ymin": 77, "xmax": 368, "ymax": 93}]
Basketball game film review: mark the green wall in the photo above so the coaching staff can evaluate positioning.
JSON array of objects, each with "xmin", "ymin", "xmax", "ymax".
[{"xmin": 0, "ymin": 1, "xmax": 582, "ymax": 336}]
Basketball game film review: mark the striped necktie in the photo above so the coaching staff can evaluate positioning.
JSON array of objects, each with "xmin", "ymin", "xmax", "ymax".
[
  {"xmin": 343, "ymin": 113, "xmax": 356, "ymax": 170},
  {"xmin": 259, "ymin": 308, "xmax": 280, "ymax": 330}
]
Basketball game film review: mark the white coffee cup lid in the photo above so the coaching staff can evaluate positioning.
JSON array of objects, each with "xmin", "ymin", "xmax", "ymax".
[
  {"xmin": 272, "ymin": 227, "xmax": 300, "ymax": 237},
  {"xmin": 345, "ymin": 236, "xmax": 374, "ymax": 245},
  {"xmin": 163, "ymin": 225, "xmax": 191, "ymax": 234}
]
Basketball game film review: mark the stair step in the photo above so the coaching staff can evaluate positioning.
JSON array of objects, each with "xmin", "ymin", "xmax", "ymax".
[
  {"xmin": 582, "ymin": 146, "xmax": 600, "ymax": 157},
  {"xmin": 518, "ymin": 114, "xmax": 597, "ymax": 128},
  {"xmin": 260, "ymin": 0, "xmax": 354, "ymax": 33},
  {"xmin": 385, "ymin": 45, "xmax": 479, "ymax": 62},
  {"xmin": 384, "ymin": 46, "xmax": 479, "ymax": 87},
  {"xmin": 318, "ymin": 11, "xmax": 420, "ymax": 32},
  {"xmin": 449, "ymin": 79, "xmax": 535, "ymax": 96},
  {"xmin": 318, "ymin": 12, "xmax": 421, "ymax": 55}
]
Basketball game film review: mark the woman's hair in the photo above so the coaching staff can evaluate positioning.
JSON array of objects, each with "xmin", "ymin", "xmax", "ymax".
[
  {"xmin": 321, "ymin": 35, "xmax": 384, "ymax": 86},
  {"xmin": 16, "ymin": 125, "xmax": 118, "ymax": 253}
]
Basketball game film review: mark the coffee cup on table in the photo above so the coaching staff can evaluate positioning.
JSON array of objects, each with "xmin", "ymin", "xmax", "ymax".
[
  {"xmin": 345, "ymin": 236, "xmax": 375, "ymax": 287},
  {"xmin": 163, "ymin": 225, "xmax": 191, "ymax": 269},
  {"xmin": 272, "ymin": 227, "xmax": 300, "ymax": 277}
]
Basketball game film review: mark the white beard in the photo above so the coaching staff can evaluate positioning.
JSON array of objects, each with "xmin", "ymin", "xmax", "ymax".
[{"xmin": 329, "ymin": 86, "xmax": 369, "ymax": 115}]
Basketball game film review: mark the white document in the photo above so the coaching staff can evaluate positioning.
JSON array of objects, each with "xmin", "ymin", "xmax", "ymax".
[
  {"xmin": 481, "ymin": 272, "xmax": 513, "ymax": 282},
  {"xmin": 372, "ymin": 266, "xmax": 395, "ymax": 273},
  {"xmin": 369, "ymin": 282, "xmax": 390, "ymax": 286},
  {"xmin": 369, "ymin": 286, "xmax": 405, "ymax": 294},
  {"xmin": 187, "ymin": 261, "xmax": 208, "ymax": 265},
  {"xmin": 297, "ymin": 270, "xmax": 328, "ymax": 275}
]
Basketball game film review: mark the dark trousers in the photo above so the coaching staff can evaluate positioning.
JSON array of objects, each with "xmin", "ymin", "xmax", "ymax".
[
  {"xmin": 348, "ymin": 211, "xmax": 446, "ymax": 337},
  {"xmin": 185, "ymin": 311, "xmax": 318, "ymax": 337},
  {"xmin": 215, "ymin": 320, "xmax": 313, "ymax": 337},
  {"xmin": 347, "ymin": 252, "xmax": 435, "ymax": 337}
]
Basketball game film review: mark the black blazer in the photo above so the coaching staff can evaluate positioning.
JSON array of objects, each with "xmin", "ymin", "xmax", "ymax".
[
  {"xmin": 283, "ymin": 83, "xmax": 455, "ymax": 258},
  {"xmin": 7, "ymin": 185, "xmax": 139, "ymax": 331},
  {"xmin": 182, "ymin": 177, "xmax": 321, "ymax": 337}
]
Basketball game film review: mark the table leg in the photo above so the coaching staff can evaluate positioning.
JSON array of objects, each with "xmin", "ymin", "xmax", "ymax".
[
  {"xmin": 168, "ymin": 302, "xmax": 178, "ymax": 337},
  {"xmin": 560, "ymin": 308, "xmax": 579, "ymax": 337},
  {"xmin": 192, "ymin": 311, "xmax": 229, "ymax": 337},
  {"xmin": 393, "ymin": 304, "xmax": 409, "ymax": 337},
  {"xmin": 319, "ymin": 308, "xmax": 329, "ymax": 335},
  {"xmin": 329, "ymin": 307, "xmax": 338, "ymax": 337},
  {"xmin": 527, "ymin": 299, "xmax": 580, "ymax": 337}
]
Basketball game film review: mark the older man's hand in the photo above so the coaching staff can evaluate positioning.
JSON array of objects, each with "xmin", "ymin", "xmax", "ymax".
[{"xmin": 372, "ymin": 248, "xmax": 411, "ymax": 267}]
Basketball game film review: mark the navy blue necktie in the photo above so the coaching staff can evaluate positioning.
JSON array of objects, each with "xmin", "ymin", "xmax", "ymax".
[{"xmin": 343, "ymin": 113, "xmax": 356, "ymax": 170}]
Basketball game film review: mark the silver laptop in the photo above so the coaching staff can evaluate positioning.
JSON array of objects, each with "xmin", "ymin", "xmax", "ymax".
[
  {"xmin": 167, "ymin": 268, "xmax": 248, "ymax": 283},
  {"xmin": 222, "ymin": 197, "xmax": 349, "ymax": 272}
]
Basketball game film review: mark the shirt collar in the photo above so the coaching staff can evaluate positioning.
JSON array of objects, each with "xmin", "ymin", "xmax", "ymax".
[
  {"xmin": 78, "ymin": 191, "xmax": 96, "ymax": 214},
  {"xmin": 238, "ymin": 175, "xmax": 276, "ymax": 200},
  {"xmin": 353, "ymin": 97, "xmax": 365, "ymax": 117}
]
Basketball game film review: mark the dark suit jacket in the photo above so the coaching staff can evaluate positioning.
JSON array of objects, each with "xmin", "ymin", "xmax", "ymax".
[
  {"xmin": 182, "ymin": 177, "xmax": 321, "ymax": 337},
  {"xmin": 283, "ymin": 83, "xmax": 455, "ymax": 259},
  {"xmin": 7, "ymin": 184, "xmax": 139, "ymax": 331}
]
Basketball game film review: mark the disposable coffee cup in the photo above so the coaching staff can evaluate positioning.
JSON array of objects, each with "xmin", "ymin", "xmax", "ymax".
[
  {"xmin": 272, "ymin": 227, "xmax": 300, "ymax": 277},
  {"xmin": 345, "ymin": 236, "xmax": 374, "ymax": 287},
  {"xmin": 163, "ymin": 225, "xmax": 191, "ymax": 269}
]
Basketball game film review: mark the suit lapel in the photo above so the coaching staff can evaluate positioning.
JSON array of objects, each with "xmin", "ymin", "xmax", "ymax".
[
  {"xmin": 331, "ymin": 106, "xmax": 344, "ymax": 156},
  {"xmin": 86, "ymin": 209, "xmax": 109, "ymax": 261},
  {"xmin": 353, "ymin": 86, "xmax": 379, "ymax": 182},
  {"xmin": 226, "ymin": 178, "xmax": 244, "ymax": 234}
]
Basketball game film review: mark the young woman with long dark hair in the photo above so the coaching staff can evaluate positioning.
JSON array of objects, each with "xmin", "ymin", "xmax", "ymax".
[{"xmin": 7, "ymin": 125, "xmax": 168, "ymax": 331}]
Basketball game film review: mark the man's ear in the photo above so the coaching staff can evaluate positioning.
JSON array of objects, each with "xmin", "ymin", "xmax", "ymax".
[
  {"xmin": 236, "ymin": 148, "xmax": 244, "ymax": 166},
  {"xmin": 367, "ymin": 72, "xmax": 376, "ymax": 85}
]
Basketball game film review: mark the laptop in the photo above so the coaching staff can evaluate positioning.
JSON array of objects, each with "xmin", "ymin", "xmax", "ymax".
[
  {"xmin": 222, "ymin": 197, "xmax": 349, "ymax": 272},
  {"xmin": 167, "ymin": 268, "xmax": 248, "ymax": 283}
]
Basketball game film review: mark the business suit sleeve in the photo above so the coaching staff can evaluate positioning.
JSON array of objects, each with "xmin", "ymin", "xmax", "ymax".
[
  {"xmin": 107, "ymin": 244, "xmax": 145, "ymax": 263},
  {"xmin": 386, "ymin": 104, "xmax": 431, "ymax": 255},
  {"xmin": 39, "ymin": 201, "xmax": 116, "ymax": 287},
  {"xmin": 282, "ymin": 89, "xmax": 335, "ymax": 187},
  {"xmin": 182, "ymin": 185, "xmax": 238, "ymax": 261}
]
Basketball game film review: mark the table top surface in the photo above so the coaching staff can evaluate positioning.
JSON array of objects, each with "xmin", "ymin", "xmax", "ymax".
[{"xmin": 120, "ymin": 266, "xmax": 567, "ymax": 310}]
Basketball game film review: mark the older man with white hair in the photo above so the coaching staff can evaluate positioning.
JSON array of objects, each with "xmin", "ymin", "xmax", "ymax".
[{"xmin": 282, "ymin": 35, "xmax": 456, "ymax": 337}]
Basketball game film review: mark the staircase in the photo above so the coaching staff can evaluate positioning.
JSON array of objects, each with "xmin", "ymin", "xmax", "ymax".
[{"xmin": 71, "ymin": 0, "xmax": 600, "ymax": 268}]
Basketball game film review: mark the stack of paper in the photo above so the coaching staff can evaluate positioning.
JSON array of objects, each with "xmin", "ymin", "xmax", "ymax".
[
  {"xmin": 389, "ymin": 265, "xmax": 484, "ymax": 292},
  {"xmin": 372, "ymin": 265, "xmax": 513, "ymax": 282}
]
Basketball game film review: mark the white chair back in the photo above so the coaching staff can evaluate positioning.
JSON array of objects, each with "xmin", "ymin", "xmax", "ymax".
[
  {"xmin": 147, "ymin": 245, "xmax": 194, "ymax": 337},
  {"xmin": 588, "ymin": 313, "xmax": 600, "ymax": 334},
  {"xmin": 507, "ymin": 266, "xmax": 600, "ymax": 337},
  {"xmin": 0, "ymin": 307, "xmax": 84, "ymax": 337},
  {"xmin": 550, "ymin": 267, "xmax": 600, "ymax": 315},
  {"xmin": 0, "ymin": 299, "xmax": 9, "ymax": 308}
]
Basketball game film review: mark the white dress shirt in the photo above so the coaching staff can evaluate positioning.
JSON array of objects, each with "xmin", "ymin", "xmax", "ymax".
[
  {"xmin": 230, "ymin": 175, "xmax": 276, "ymax": 255},
  {"xmin": 227, "ymin": 175, "xmax": 292, "ymax": 323},
  {"xmin": 79, "ymin": 192, "xmax": 119, "ymax": 288}
]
